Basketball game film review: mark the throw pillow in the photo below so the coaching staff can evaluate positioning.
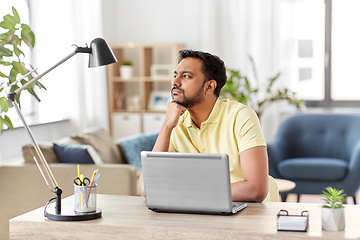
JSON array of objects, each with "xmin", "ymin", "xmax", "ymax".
[
  {"xmin": 117, "ymin": 132, "xmax": 159, "ymax": 172},
  {"xmin": 53, "ymin": 143, "xmax": 104, "ymax": 164},
  {"xmin": 70, "ymin": 128, "xmax": 122, "ymax": 164},
  {"xmin": 22, "ymin": 143, "xmax": 59, "ymax": 164}
]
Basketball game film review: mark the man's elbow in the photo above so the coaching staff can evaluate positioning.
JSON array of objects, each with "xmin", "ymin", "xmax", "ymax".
[{"xmin": 250, "ymin": 187, "xmax": 268, "ymax": 202}]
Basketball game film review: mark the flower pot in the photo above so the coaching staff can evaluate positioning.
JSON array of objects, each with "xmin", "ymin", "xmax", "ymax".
[
  {"xmin": 120, "ymin": 65, "xmax": 133, "ymax": 80},
  {"xmin": 321, "ymin": 208, "xmax": 345, "ymax": 231}
]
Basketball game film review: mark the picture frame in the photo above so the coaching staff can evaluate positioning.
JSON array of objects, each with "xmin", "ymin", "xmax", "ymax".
[
  {"xmin": 150, "ymin": 64, "xmax": 173, "ymax": 80},
  {"xmin": 148, "ymin": 90, "xmax": 172, "ymax": 111}
]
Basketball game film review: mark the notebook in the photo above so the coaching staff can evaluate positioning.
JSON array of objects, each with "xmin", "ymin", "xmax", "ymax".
[{"xmin": 141, "ymin": 151, "xmax": 247, "ymax": 215}]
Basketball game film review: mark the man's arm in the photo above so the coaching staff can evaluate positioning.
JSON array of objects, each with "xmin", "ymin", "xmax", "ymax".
[
  {"xmin": 139, "ymin": 101, "xmax": 186, "ymax": 197},
  {"xmin": 231, "ymin": 146, "xmax": 269, "ymax": 202}
]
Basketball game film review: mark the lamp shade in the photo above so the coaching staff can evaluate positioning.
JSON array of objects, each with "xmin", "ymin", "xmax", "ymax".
[{"xmin": 88, "ymin": 38, "xmax": 117, "ymax": 68}]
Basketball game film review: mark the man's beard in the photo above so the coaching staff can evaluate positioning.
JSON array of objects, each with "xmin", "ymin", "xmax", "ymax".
[{"xmin": 171, "ymin": 82, "xmax": 206, "ymax": 108}]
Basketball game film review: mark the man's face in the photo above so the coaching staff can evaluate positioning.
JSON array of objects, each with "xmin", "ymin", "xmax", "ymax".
[{"xmin": 172, "ymin": 57, "xmax": 207, "ymax": 108}]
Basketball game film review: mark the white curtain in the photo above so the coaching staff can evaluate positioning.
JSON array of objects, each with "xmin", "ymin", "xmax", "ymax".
[
  {"xmin": 197, "ymin": 0, "xmax": 295, "ymax": 140},
  {"xmin": 30, "ymin": 0, "xmax": 108, "ymax": 131},
  {"xmin": 198, "ymin": 0, "xmax": 294, "ymax": 85}
]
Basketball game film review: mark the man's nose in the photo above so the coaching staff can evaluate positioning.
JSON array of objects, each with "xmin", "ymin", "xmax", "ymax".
[{"xmin": 172, "ymin": 75, "xmax": 181, "ymax": 87}]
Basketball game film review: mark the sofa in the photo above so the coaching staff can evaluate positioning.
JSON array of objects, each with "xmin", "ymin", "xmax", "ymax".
[{"xmin": 0, "ymin": 128, "xmax": 158, "ymax": 240}]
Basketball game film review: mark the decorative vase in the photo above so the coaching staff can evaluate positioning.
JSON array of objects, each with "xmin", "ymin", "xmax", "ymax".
[
  {"xmin": 120, "ymin": 65, "xmax": 133, "ymax": 80},
  {"xmin": 321, "ymin": 208, "xmax": 345, "ymax": 231}
]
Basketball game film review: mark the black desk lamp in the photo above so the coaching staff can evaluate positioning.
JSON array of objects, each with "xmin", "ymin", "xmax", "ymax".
[{"xmin": 7, "ymin": 38, "xmax": 117, "ymax": 221}]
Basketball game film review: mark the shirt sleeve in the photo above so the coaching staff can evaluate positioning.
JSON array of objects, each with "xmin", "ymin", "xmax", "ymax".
[
  {"xmin": 235, "ymin": 107, "xmax": 267, "ymax": 153},
  {"xmin": 168, "ymin": 132, "xmax": 176, "ymax": 152}
]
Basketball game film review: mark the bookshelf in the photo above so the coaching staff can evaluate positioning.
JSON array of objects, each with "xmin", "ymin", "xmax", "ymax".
[{"xmin": 107, "ymin": 43, "xmax": 185, "ymax": 139}]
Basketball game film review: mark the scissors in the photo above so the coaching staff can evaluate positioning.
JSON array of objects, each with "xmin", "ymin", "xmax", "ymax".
[{"xmin": 74, "ymin": 175, "xmax": 90, "ymax": 186}]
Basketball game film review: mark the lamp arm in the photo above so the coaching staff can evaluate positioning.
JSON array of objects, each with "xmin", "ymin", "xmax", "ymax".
[
  {"xmin": 13, "ymin": 101, "xmax": 63, "ymax": 214},
  {"xmin": 13, "ymin": 51, "xmax": 78, "ymax": 96},
  {"xmin": 13, "ymin": 103, "xmax": 58, "ymax": 190}
]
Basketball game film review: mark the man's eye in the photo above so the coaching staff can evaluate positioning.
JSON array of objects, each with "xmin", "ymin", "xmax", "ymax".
[{"xmin": 184, "ymin": 74, "xmax": 191, "ymax": 78}]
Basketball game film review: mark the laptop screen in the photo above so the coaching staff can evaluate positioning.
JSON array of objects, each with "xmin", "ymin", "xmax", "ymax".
[{"xmin": 141, "ymin": 151, "xmax": 234, "ymax": 214}]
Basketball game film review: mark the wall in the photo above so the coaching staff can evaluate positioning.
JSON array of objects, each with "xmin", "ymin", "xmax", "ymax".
[{"xmin": 102, "ymin": 0, "xmax": 202, "ymax": 49}]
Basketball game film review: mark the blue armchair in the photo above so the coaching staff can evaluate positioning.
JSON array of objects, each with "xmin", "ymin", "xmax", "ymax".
[{"xmin": 267, "ymin": 114, "xmax": 360, "ymax": 203}]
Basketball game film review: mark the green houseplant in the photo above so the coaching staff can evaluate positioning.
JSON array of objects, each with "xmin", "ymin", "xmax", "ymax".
[
  {"xmin": 220, "ymin": 56, "xmax": 305, "ymax": 119},
  {"xmin": 320, "ymin": 187, "xmax": 346, "ymax": 231},
  {"xmin": 0, "ymin": 7, "xmax": 45, "ymax": 132}
]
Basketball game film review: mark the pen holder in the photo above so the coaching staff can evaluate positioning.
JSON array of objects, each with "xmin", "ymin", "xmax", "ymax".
[{"xmin": 74, "ymin": 184, "xmax": 97, "ymax": 213}]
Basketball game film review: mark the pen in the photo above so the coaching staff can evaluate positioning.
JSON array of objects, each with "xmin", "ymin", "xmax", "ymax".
[
  {"xmin": 76, "ymin": 165, "xmax": 83, "ymax": 209},
  {"xmin": 90, "ymin": 169, "xmax": 98, "ymax": 186},
  {"xmin": 86, "ymin": 171, "xmax": 100, "ymax": 205},
  {"xmin": 77, "ymin": 164, "xmax": 80, "ymax": 179},
  {"xmin": 80, "ymin": 174, "xmax": 85, "ymax": 186},
  {"xmin": 93, "ymin": 173, "xmax": 101, "ymax": 185}
]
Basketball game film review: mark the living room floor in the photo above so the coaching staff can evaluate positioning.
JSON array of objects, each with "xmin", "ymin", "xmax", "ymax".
[{"xmin": 285, "ymin": 190, "xmax": 360, "ymax": 204}]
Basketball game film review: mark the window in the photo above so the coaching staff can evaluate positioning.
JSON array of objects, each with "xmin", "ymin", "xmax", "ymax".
[{"xmin": 292, "ymin": 0, "xmax": 360, "ymax": 107}]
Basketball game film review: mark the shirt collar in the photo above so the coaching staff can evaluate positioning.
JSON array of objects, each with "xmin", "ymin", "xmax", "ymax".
[{"xmin": 182, "ymin": 99, "xmax": 222, "ymax": 128}]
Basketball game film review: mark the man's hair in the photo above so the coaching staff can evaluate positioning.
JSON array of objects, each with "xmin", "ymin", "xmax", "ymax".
[{"xmin": 178, "ymin": 49, "xmax": 227, "ymax": 97}]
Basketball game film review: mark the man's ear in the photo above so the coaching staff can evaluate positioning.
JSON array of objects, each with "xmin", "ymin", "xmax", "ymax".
[{"xmin": 205, "ymin": 80, "xmax": 217, "ymax": 95}]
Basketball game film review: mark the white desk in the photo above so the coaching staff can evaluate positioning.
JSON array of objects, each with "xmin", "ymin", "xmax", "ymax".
[{"xmin": 10, "ymin": 195, "xmax": 360, "ymax": 239}]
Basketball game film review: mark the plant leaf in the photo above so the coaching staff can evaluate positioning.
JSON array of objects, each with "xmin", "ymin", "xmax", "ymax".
[
  {"xmin": 3, "ymin": 114, "xmax": 14, "ymax": 130},
  {"xmin": 12, "ymin": 7, "xmax": 21, "ymax": 24},
  {"xmin": 21, "ymin": 24, "xmax": 35, "ymax": 49},
  {"xmin": 0, "ymin": 45, "xmax": 13, "ymax": 56},
  {"xmin": 0, "ymin": 71, "xmax": 8, "ymax": 78},
  {"xmin": 0, "ymin": 97, "xmax": 9, "ymax": 112},
  {"xmin": 0, "ymin": 19, "xmax": 15, "ymax": 30},
  {"xmin": 3, "ymin": 14, "xmax": 17, "ymax": 29},
  {"xmin": 12, "ymin": 61, "xmax": 26, "ymax": 75},
  {"xmin": 13, "ymin": 44, "xmax": 24, "ymax": 57},
  {"xmin": 8, "ymin": 34, "xmax": 19, "ymax": 45}
]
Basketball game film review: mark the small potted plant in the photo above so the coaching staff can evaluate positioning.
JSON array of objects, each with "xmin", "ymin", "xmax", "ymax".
[
  {"xmin": 120, "ymin": 60, "xmax": 133, "ymax": 80},
  {"xmin": 320, "ymin": 187, "xmax": 346, "ymax": 231}
]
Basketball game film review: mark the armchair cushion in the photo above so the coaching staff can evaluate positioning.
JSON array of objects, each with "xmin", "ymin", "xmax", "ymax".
[
  {"xmin": 71, "ymin": 128, "xmax": 123, "ymax": 164},
  {"xmin": 53, "ymin": 143, "xmax": 103, "ymax": 164},
  {"xmin": 117, "ymin": 132, "xmax": 159, "ymax": 172},
  {"xmin": 278, "ymin": 158, "xmax": 348, "ymax": 181},
  {"xmin": 22, "ymin": 142, "xmax": 58, "ymax": 164}
]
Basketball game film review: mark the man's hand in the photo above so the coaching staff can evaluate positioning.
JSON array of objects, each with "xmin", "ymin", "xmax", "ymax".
[{"xmin": 162, "ymin": 101, "xmax": 187, "ymax": 129}]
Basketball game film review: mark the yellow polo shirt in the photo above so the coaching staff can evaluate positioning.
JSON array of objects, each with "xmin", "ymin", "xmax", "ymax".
[{"xmin": 169, "ymin": 99, "xmax": 267, "ymax": 183}]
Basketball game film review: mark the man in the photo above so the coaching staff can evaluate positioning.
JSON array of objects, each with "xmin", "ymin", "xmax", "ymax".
[{"xmin": 140, "ymin": 50, "xmax": 269, "ymax": 202}]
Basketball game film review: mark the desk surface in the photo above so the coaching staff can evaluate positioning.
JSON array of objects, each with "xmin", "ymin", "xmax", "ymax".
[{"xmin": 10, "ymin": 195, "xmax": 360, "ymax": 240}]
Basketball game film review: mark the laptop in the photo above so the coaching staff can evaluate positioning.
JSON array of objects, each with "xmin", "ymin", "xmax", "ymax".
[{"xmin": 141, "ymin": 151, "xmax": 247, "ymax": 215}]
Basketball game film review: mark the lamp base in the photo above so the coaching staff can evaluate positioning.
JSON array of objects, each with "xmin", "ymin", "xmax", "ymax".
[{"xmin": 45, "ymin": 205, "xmax": 102, "ymax": 221}]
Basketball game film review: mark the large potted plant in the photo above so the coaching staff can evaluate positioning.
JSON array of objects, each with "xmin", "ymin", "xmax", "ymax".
[
  {"xmin": 320, "ymin": 187, "xmax": 346, "ymax": 231},
  {"xmin": 0, "ymin": 7, "xmax": 45, "ymax": 132},
  {"xmin": 220, "ymin": 56, "xmax": 305, "ymax": 119}
]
